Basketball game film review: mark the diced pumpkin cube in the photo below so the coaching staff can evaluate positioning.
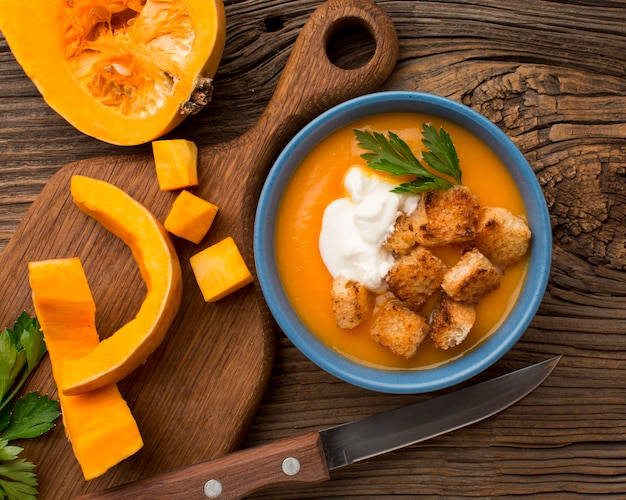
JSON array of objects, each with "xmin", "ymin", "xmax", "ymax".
[
  {"xmin": 164, "ymin": 190, "xmax": 218, "ymax": 244},
  {"xmin": 190, "ymin": 237, "xmax": 253, "ymax": 302},
  {"xmin": 152, "ymin": 139, "xmax": 199, "ymax": 190}
]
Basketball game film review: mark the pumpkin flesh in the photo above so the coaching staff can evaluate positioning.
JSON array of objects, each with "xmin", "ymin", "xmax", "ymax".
[
  {"xmin": 0, "ymin": 0, "xmax": 226, "ymax": 145},
  {"xmin": 61, "ymin": 174, "xmax": 183, "ymax": 396},
  {"xmin": 164, "ymin": 189, "xmax": 218, "ymax": 243},
  {"xmin": 190, "ymin": 236, "xmax": 253, "ymax": 302},
  {"xmin": 28, "ymin": 258, "xmax": 143, "ymax": 481}
]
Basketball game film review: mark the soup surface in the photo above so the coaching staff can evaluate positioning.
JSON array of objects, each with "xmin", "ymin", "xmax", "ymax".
[{"xmin": 275, "ymin": 112, "xmax": 529, "ymax": 370}]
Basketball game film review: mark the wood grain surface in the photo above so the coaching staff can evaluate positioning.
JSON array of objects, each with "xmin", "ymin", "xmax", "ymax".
[{"xmin": 1, "ymin": 0, "xmax": 626, "ymax": 498}]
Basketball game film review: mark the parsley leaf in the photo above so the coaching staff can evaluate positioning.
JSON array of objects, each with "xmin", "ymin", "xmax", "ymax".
[
  {"xmin": 0, "ymin": 313, "xmax": 46, "ymax": 414},
  {"xmin": 1, "ymin": 393, "xmax": 60, "ymax": 442},
  {"xmin": 0, "ymin": 439, "xmax": 38, "ymax": 500},
  {"xmin": 0, "ymin": 313, "xmax": 60, "ymax": 498},
  {"xmin": 421, "ymin": 124, "xmax": 462, "ymax": 184},
  {"xmin": 354, "ymin": 123, "xmax": 462, "ymax": 194},
  {"xmin": 0, "ymin": 393, "xmax": 58, "ymax": 499},
  {"xmin": 0, "ymin": 331, "xmax": 25, "ymax": 409}
]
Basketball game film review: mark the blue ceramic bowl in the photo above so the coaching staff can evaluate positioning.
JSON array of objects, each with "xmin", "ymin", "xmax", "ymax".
[{"xmin": 254, "ymin": 91, "xmax": 551, "ymax": 394}]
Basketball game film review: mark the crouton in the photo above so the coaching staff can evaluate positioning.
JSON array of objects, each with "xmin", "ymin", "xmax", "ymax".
[
  {"xmin": 411, "ymin": 185, "xmax": 480, "ymax": 246},
  {"xmin": 429, "ymin": 294, "xmax": 476, "ymax": 350},
  {"xmin": 331, "ymin": 275, "xmax": 375, "ymax": 329},
  {"xmin": 383, "ymin": 212, "xmax": 418, "ymax": 256},
  {"xmin": 385, "ymin": 246, "xmax": 447, "ymax": 311},
  {"xmin": 371, "ymin": 301, "xmax": 429, "ymax": 359},
  {"xmin": 474, "ymin": 206, "xmax": 532, "ymax": 268},
  {"xmin": 441, "ymin": 247, "xmax": 502, "ymax": 304}
]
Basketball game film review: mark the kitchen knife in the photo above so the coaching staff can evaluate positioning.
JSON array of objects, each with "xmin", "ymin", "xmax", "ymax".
[{"xmin": 78, "ymin": 356, "xmax": 560, "ymax": 499}]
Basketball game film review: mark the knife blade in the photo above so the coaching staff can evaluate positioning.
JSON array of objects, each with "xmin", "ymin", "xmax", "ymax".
[{"xmin": 78, "ymin": 356, "xmax": 560, "ymax": 500}]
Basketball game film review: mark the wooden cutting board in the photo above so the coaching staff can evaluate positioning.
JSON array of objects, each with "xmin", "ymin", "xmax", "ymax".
[{"xmin": 0, "ymin": 0, "xmax": 398, "ymax": 497}]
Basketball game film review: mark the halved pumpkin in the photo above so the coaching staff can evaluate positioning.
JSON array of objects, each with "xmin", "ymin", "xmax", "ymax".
[
  {"xmin": 0, "ymin": 0, "xmax": 226, "ymax": 145},
  {"xmin": 28, "ymin": 257, "xmax": 144, "ymax": 480},
  {"xmin": 61, "ymin": 174, "xmax": 183, "ymax": 396}
]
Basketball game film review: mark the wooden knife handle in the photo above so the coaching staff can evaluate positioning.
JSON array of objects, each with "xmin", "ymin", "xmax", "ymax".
[{"xmin": 75, "ymin": 432, "xmax": 329, "ymax": 499}]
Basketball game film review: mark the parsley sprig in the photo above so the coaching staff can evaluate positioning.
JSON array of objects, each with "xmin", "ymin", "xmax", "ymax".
[
  {"xmin": 0, "ymin": 312, "xmax": 60, "ymax": 499},
  {"xmin": 0, "ymin": 438, "xmax": 38, "ymax": 499},
  {"xmin": 354, "ymin": 123, "xmax": 462, "ymax": 193},
  {"xmin": 0, "ymin": 313, "xmax": 47, "ymax": 415}
]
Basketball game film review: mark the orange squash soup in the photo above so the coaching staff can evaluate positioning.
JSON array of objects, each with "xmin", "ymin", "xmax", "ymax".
[{"xmin": 275, "ymin": 112, "xmax": 529, "ymax": 370}]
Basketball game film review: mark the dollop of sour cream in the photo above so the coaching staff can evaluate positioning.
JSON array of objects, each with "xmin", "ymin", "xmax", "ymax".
[{"xmin": 319, "ymin": 166, "xmax": 419, "ymax": 292}]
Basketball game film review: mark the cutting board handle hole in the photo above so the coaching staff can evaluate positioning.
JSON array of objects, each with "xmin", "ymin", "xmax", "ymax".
[
  {"xmin": 326, "ymin": 18, "xmax": 376, "ymax": 70},
  {"xmin": 264, "ymin": 15, "xmax": 284, "ymax": 33}
]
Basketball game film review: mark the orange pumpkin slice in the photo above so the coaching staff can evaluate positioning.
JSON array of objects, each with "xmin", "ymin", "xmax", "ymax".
[
  {"xmin": 0, "ymin": 0, "xmax": 226, "ymax": 145},
  {"xmin": 61, "ymin": 174, "xmax": 183, "ymax": 396},
  {"xmin": 28, "ymin": 257, "xmax": 144, "ymax": 480}
]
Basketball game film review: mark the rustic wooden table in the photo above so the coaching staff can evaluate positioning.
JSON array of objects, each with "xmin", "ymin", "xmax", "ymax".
[{"xmin": 2, "ymin": 0, "xmax": 626, "ymax": 498}]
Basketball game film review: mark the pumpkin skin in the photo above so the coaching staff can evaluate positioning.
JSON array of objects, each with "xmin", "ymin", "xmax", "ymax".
[
  {"xmin": 61, "ymin": 175, "xmax": 183, "ymax": 396},
  {"xmin": 0, "ymin": 0, "xmax": 226, "ymax": 145}
]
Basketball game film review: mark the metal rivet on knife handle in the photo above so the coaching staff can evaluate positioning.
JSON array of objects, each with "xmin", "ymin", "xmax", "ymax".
[
  {"xmin": 282, "ymin": 457, "xmax": 301, "ymax": 476},
  {"xmin": 204, "ymin": 479, "xmax": 223, "ymax": 498}
]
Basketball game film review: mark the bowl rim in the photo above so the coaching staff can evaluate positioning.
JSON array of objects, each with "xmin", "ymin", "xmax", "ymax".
[{"xmin": 254, "ymin": 91, "xmax": 552, "ymax": 394}]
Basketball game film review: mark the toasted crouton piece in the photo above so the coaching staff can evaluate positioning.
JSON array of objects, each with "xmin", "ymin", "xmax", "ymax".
[
  {"xmin": 385, "ymin": 246, "xmax": 447, "ymax": 311},
  {"xmin": 411, "ymin": 186, "xmax": 480, "ymax": 246},
  {"xmin": 371, "ymin": 301, "xmax": 429, "ymax": 359},
  {"xmin": 474, "ymin": 206, "xmax": 532, "ymax": 268},
  {"xmin": 331, "ymin": 276, "xmax": 375, "ymax": 329},
  {"xmin": 429, "ymin": 294, "xmax": 476, "ymax": 350},
  {"xmin": 442, "ymin": 248, "xmax": 502, "ymax": 304},
  {"xmin": 383, "ymin": 212, "xmax": 417, "ymax": 256}
]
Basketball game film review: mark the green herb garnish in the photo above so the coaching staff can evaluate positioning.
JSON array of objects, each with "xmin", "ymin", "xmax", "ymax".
[
  {"xmin": 0, "ymin": 313, "xmax": 60, "ymax": 499},
  {"xmin": 0, "ymin": 312, "xmax": 47, "ymax": 414},
  {"xmin": 354, "ymin": 123, "xmax": 462, "ymax": 193},
  {"xmin": 1, "ymin": 392, "xmax": 60, "ymax": 442},
  {"xmin": 0, "ymin": 438, "xmax": 38, "ymax": 499}
]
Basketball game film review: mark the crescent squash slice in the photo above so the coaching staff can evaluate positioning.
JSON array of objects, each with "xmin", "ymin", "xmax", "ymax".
[
  {"xmin": 61, "ymin": 174, "xmax": 183, "ymax": 396},
  {"xmin": 28, "ymin": 257, "xmax": 143, "ymax": 480},
  {"xmin": 0, "ymin": 0, "xmax": 226, "ymax": 145}
]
